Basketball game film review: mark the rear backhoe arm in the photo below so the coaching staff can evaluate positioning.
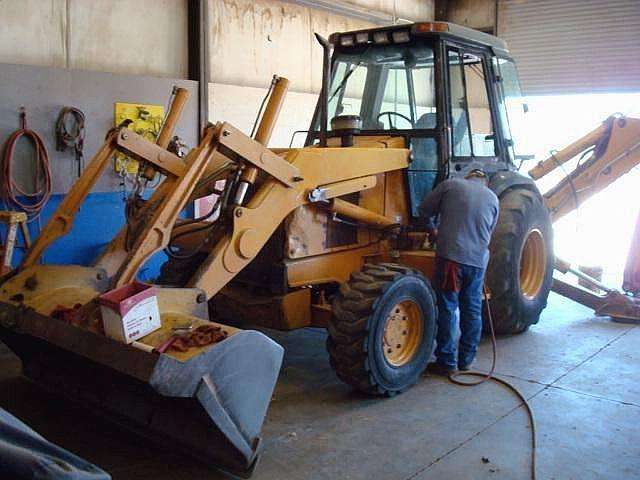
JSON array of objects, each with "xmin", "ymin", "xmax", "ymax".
[
  {"xmin": 529, "ymin": 115, "xmax": 640, "ymax": 222},
  {"xmin": 530, "ymin": 115, "xmax": 640, "ymax": 322}
]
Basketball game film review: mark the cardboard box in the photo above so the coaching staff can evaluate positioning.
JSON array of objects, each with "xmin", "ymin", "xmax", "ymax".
[{"xmin": 99, "ymin": 281, "xmax": 161, "ymax": 344}]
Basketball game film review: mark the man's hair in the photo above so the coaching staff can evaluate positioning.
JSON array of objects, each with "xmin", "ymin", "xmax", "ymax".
[{"xmin": 465, "ymin": 169, "xmax": 488, "ymax": 183}]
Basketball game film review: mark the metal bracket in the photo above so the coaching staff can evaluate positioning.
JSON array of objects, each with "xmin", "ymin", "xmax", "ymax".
[
  {"xmin": 116, "ymin": 128, "xmax": 186, "ymax": 177},
  {"xmin": 217, "ymin": 123, "xmax": 302, "ymax": 187},
  {"xmin": 308, "ymin": 175, "xmax": 377, "ymax": 202}
]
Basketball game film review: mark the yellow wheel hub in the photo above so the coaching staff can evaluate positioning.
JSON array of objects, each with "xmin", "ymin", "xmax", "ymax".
[
  {"xmin": 520, "ymin": 228, "xmax": 547, "ymax": 300},
  {"xmin": 383, "ymin": 300, "xmax": 423, "ymax": 366}
]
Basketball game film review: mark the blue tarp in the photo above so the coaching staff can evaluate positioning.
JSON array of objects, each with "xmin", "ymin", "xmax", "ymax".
[{"xmin": 0, "ymin": 408, "xmax": 110, "ymax": 480}]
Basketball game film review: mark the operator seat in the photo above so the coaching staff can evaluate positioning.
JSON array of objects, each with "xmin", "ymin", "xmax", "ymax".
[
  {"xmin": 410, "ymin": 111, "xmax": 468, "ymax": 160},
  {"xmin": 412, "ymin": 112, "xmax": 437, "ymax": 161}
]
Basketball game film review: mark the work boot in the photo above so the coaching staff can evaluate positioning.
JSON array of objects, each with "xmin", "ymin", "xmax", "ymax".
[
  {"xmin": 458, "ymin": 363, "xmax": 471, "ymax": 371},
  {"xmin": 425, "ymin": 362, "xmax": 457, "ymax": 377}
]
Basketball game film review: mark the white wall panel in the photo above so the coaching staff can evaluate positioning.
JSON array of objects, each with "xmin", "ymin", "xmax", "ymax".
[
  {"xmin": 209, "ymin": 82, "xmax": 317, "ymax": 147},
  {"xmin": 344, "ymin": 0, "xmax": 432, "ymax": 21},
  {"xmin": 208, "ymin": 0, "xmax": 375, "ymax": 93},
  {"xmin": 69, "ymin": 0, "xmax": 188, "ymax": 78},
  {"xmin": 0, "ymin": 0, "xmax": 67, "ymax": 68},
  {"xmin": 0, "ymin": 0, "xmax": 188, "ymax": 78}
]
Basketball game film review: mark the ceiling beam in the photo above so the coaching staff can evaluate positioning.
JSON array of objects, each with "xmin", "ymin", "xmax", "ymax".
[{"xmin": 282, "ymin": 0, "xmax": 399, "ymax": 25}]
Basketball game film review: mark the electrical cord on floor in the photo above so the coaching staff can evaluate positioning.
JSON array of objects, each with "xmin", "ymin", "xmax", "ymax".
[{"xmin": 447, "ymin": 285, "xmax": 537, "ymax": 480}]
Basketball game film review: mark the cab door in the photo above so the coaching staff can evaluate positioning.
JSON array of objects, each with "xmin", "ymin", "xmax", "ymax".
[
  {"xmin": 403, "ymin": 56, "xmax": 439, "ymax": 218},
  {"xmin": 444, "ymin": 45, "xmax": 504, "ymax": 176}
]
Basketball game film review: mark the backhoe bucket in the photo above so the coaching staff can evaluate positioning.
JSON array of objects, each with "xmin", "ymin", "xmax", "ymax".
[{"xmin": 0, "ymin": 265, "xmax": 283, "ymax": 477}]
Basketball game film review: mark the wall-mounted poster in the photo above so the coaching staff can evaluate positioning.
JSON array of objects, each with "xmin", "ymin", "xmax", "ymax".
[{"xmin": 114, "ymin": 102, "xmax": 164, "ymax": 174}]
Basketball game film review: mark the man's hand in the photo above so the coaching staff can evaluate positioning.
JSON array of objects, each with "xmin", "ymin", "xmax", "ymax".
[{"xmin": 428, "ymin": 228, "xmax": 438, "ymax": 245}]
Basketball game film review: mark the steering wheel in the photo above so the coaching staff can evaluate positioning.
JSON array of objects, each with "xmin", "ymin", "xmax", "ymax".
[{"xmin": 377, "ymin": 111, "xmax": 414, "ymax": 129}]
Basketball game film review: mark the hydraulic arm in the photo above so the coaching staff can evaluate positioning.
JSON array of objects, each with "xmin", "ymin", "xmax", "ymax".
[
  {"xmin": 530, "ymin": 115, "xmax": 640, "ymax": 222},
  {"xmin": 529, "ymin": 115, "xmax": 640, "ymax": 322},
  {"xmin": 0, "ymin": 79, "xmax": 411, "ymax": 475}
]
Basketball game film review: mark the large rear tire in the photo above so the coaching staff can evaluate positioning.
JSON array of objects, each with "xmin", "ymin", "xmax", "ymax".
[
  {"xmin": 327, "ymin": 263, "xmax": 437, "ymax": 396},
  {"xmin": 486, "ymin": 188, "xmax": 554, "ymax": 334}
]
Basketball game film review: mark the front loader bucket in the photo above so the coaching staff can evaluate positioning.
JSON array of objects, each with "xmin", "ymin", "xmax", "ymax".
[{"xmin": 0, "ymin": 266, "xmax": 283, "ymax": 477}]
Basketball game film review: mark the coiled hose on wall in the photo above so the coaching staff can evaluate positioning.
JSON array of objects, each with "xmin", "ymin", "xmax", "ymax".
[{"xmin": 1, "ymin": 109, "xmax": 52, "ymax": 220}]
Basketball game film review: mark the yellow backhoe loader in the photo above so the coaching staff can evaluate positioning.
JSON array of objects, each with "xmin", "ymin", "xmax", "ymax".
[{"xmin": 0, "ymin": 21, "xmax": 638, "ymax": 476}]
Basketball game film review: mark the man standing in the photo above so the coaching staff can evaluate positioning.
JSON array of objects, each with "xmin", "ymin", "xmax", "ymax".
[{"xmin": 419, "ymin": 169, "xmax": 499, "ymax": 375}]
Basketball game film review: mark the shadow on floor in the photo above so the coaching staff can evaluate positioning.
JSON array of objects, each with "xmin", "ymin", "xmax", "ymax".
[{"xmin": 1, "ymin": 293, "xmax": 638, "ymax": 479}]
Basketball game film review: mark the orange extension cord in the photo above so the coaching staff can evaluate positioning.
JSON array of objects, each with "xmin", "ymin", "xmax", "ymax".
[
  {"xmin": 1, "ymin": 110, "xmax": 52, "ymax": 220},
  {"xmin": 447, "ymin": 286, "xmax": 537, "ymax": 480}
]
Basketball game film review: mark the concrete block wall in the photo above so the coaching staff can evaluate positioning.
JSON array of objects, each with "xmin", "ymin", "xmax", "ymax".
[
  {"xmin": 0, "ymin": 0, "xmax": 433, "ymax": 86},
  {"xmin": 209, "ymin": 82, "xmax": 318, "ymax": 147},
  {"xmin": 0, "ymin": 0, "xmax": 435, "ymax": 148},
  {"xmin": 437, "ymin": 0, "xmax": 496, "ymax": 32},
  {"xmin": 207, "ymin": 0, "xmax": 434, "ymax": 146},
  {"xmin": 0, "ymin": 0, "xmax": 188, "ymax": 78}
]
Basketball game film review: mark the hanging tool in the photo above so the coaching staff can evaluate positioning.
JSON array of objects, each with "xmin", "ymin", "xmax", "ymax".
[
  {"xmin": 55, "ymin": 107, "xmax": 86, "ymax": 177},
  {"xmin": 0, "ymin": 108, "xmax": 52, "ymax": 221},
  {"xmin": 0, "ymin": 211, "xmax": 31, "ymax": 274}
]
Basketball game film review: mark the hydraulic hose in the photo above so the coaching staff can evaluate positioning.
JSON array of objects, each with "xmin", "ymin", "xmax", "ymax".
[
  {"xmin": 55, "ymin": 107, "xmax": 86, "ymax": 177},
  {"xmin": 1, "ymin": 110, "xmax": 52, "ymax": 220},
  {"xmin": 447, "ymin": 285, "xmax": 537, "ymax": 480}
]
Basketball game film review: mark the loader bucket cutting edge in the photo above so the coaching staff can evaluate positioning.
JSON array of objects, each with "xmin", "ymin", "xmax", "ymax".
[{"xmin": 0, "ymin": 269, "xmax": 284, "ymax": 477}]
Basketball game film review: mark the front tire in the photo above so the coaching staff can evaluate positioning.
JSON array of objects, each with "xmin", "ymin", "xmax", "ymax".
[
  {"xmin": 486, "ymin": 188, "xmax": 554, "ymax": 334},
  {"xmin": 327, "ymin": 263, "xmax": 437, "ymax": 396}
]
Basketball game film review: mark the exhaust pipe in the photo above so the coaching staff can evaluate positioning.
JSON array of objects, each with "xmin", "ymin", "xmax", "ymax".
[{"xmin": 314, "ymin": 33, "xmax": 331, "ymax": 148}]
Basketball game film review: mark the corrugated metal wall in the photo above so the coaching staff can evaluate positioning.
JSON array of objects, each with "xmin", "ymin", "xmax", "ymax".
[{"xmin": 498, "ymin": 0, "xmax": 640, "ymax": 95}]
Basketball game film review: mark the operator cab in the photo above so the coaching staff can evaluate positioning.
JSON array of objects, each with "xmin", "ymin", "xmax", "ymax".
[{"xmin": 307, "ymin": 22, "xmax": 528, "ymax": 217}]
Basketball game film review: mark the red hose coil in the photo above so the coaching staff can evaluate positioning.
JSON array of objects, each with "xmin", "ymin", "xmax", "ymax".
[{"xmin": 1, "ymin": 112, "xmax": 52, "ymax": 219}]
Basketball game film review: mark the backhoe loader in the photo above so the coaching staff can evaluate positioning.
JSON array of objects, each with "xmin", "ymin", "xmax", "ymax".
[{"xmin": 1, "ymin": 21, "xmax": 639, "ymax": 477}]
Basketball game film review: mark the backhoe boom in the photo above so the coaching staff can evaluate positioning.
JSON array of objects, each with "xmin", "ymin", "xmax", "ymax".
[{"xmin": 529, "ymin": 115, "xmax": 640, "ymax": 222}]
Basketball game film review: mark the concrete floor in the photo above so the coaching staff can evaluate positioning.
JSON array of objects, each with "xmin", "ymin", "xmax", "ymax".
[{"xmin": 1, "ymin": 292, "xmax": 639, "ymax": 479}]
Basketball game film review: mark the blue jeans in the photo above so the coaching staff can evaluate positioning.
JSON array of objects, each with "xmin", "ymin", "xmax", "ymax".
[{"xmin": 434, "ymin": 257, "xmax": 485, "ymax": 369}]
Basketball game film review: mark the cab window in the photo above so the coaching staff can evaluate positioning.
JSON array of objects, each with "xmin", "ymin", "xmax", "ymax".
[
  {"xmin": 494, "ymin": 57, "xmax": 530, "ymax": 163},
  {"xmin": 325, "ymin": 43, "xmax": 436, "ymax": 131},
  {"xmin": 379, "ymin": 67, "xmax": 413, "ymax": 129},
  {"xmin": 447, "ymin": 49, "xmax": 496, "ymax": 157},
  {"xmin": 327, "ymin": 60, "xmax": 368, "ymax": 120}
]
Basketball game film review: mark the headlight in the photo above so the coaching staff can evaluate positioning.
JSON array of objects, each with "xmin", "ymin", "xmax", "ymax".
[
  {"xmin": 355, "ymin": 32, "xmax": 369, "ymax": 44},
  {"xmin": 392, "ymin": 30, "xmax": 411, "ymax": 43},
  {"xmin": 373, "ymin": 31, "xmax": 389, "ymax": 44},
  {"xmin": 340, "ymin": 35, "xmax": 355, "ymax": 47}
]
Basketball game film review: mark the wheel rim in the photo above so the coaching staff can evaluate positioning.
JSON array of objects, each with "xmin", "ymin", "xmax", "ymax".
[
  {"xmin": 519, "ymin": 228, "xmax": 547, "ymax": 300},
  {"xmin": 382, "ymin": 300, "xmax": 423, "ymax": 367}
]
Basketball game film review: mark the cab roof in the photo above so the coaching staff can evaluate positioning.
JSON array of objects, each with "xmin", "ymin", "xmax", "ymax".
[{"xmin": 329, "ymin": 21, "xmax": 509, "ymax": 55}]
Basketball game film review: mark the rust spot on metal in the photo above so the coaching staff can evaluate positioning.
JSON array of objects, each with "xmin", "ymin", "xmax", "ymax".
[
  {"xmin": 24, "ymin": 275, "xmax": 38, "ymax": 291},
  {"xmin": 9, "ymin": 293, "xmax": 24, "ymax": 303}
]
